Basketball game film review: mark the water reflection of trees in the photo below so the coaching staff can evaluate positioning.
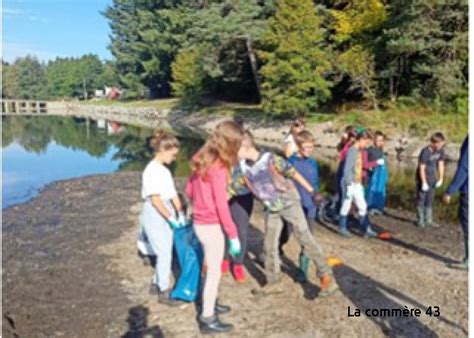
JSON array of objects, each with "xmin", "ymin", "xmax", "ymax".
[
  {"xmin": 1, "ymin": 116, "xmax": 202, "ymax": 176},
  {"xmin": 2, "ymin": 116, "xmax": 109, "ymax": 156}
]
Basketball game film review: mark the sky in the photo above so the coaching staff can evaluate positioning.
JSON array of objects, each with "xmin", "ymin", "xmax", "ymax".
[{"xmin": 2, "ymin": 0, "xmax": 113, "ymax": 62}]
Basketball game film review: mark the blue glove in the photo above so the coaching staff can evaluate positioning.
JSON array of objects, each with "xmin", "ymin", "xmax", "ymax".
[{"xmin": 228, "ymin": 238, "xmax": 241, "ymax": 257}]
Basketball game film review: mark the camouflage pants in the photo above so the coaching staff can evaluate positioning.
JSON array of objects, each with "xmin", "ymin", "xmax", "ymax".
[{"xmin": 264, "ymin": 201, "xmax": 331, "ymax": 283}]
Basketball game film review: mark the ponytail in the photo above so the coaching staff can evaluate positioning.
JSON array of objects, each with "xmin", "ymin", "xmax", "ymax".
[{"xmin": 149, "ymin": 129, "xmax": 180, "ymax": 153}]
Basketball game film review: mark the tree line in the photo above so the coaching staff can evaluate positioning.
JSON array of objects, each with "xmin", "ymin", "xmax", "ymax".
[
  {"xmin": 2, "ymin": 55, "xmax": 120, "ymax": 100},
  {"xmin": 104, "ymin": 0, "xmax": 468, "ymax": 116},
  {"xmin": 3, "ymin": 0, "xmax": 467, "ymax": 118}
]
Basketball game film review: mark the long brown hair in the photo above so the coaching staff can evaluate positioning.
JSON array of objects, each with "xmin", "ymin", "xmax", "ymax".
[{"xmin": 191, "ymin": 120, "xmax": 244, "ymax": 177}]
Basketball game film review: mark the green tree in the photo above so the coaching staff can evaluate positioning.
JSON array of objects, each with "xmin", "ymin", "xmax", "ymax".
[
  {"xmin": 2, "ymin": 61, "xmax": 21, "ymax": 99},
  {"xmin": 258, "ymin": 0, "xmax": 332, "ymax": 117},
  {"xmin": 11, "ymin": 56, "xmax": 48, "ymax": 100},
  {"xmin": 376, "ymin": 0, "xmax": 468, "ymax": 104},
  {"xmin": 330, "ymin": 0, "xmax": 387, "ymax": 110},
  {"xmin": 171, "ymin": 48, "xmax": 208, "ymax": 103},
  {"xmin": 46, "ymin": 55, "xmax": 109, "ymax": 98},
  {"xmin": 103, "ymin": 0, "xmax": 184, "ymax": 97}
]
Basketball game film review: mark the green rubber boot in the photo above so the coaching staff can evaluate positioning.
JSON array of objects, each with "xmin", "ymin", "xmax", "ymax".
[
  {"xmin": 296, "ymin": 253, "xmax": 310, "ymax": 282},
  {"xmin": 425, "ymin": 207, "xmax": 439, "ymax": 228},
  {"xmin": 448, "ymin": 258, "xmax": 468, "ymax": 270},
  {"xmin": 417, "ymin": 206, "xmax": 426, "ymax": 228}
]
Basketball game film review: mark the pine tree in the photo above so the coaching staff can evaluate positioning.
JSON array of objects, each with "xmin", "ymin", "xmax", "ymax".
[
  {"xmin": 103, "ymin": 0, "xmax": 169, "ymax": 97},
  {"xmin": 258, "ymin": 0, "xmax": 332, "ymax": 117},
  {"xmin": 377, "ymin": 0, "xmax": 468, "ymax": 104}
]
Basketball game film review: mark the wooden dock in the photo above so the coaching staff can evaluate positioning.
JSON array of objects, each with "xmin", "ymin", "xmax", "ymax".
[{"xmin": 1, "ymin": 100, "xmax": 48, "ymax": 115}]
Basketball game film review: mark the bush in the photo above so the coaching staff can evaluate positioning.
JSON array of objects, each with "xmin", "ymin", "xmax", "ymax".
[{"xmin": 171, "ymin": 49, "xmax": 208, "ymax": 104}]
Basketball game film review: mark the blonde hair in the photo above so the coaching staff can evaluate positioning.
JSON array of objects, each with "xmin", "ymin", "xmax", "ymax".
[
  {"xmin": 149, "ymin": 129, "xmax": 180, "ymax": 153},
  {"xmin": 191, "ymin": 120, "xmax": 244, "ymax": 177}
]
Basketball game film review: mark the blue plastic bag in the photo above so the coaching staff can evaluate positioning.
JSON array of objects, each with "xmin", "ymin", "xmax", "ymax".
[
  {"xmin": 366, "ymin": 161, "xmax": 389, "ymax": 212},
  {"xmin": 171, "ymin": 225, "xmax": 203, "ymax": 302}
]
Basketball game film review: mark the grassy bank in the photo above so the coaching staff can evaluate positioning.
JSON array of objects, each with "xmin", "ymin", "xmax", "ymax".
[
  {"xmin": 81, "ymin": 99, "xmax": 468, "ymax": 142},
  {"xmin": 335, "ymin": 105, "xmax": 468, "ymax": 143}
]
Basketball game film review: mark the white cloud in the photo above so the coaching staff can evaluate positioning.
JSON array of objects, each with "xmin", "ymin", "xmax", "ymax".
[
  {"xmin": 2, "ymin": 7, "xmax": 23, "ymax": 16},
  {"xmin": 2, "ymin": 6, "xmax": 48, "ymax": 23}
]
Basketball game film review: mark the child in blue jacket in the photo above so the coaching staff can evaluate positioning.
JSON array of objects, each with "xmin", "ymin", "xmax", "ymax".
[{"xmin": 280, "ymin": 130, "xmax": 322, "ymax": 281}]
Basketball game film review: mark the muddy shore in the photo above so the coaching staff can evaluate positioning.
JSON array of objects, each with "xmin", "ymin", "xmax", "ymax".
[{"xmin": 2, "ymin": 172, "xmax": 468, "ymax": 337}]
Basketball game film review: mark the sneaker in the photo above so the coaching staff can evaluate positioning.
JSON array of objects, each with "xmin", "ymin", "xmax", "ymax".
[
  {"xmin": 232, "ymin": 264, "xmax": 246, "ymax": 283},
  {"xmin": 319, "ymin": 274, "xmax": 339, "ymax": 297},
  {"xmin": 221, "ymin": 259, "xmax": 230, "ymax": 275},
  {"xmin": 338, "ymin": 228, "xmax": 352, "ymax": 238},
  {"xmin": 158, "ymin": 290, "xmax": 183, "ymax": 307}
]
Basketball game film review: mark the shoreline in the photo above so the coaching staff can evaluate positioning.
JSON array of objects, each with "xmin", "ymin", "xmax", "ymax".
[
  {"xmin": 2, "ymin": 171, "xmax": 468, "ymax": 337},
  {"xmin": 13, "ymin": 100, "xmax": 463, "ymax": 162}
]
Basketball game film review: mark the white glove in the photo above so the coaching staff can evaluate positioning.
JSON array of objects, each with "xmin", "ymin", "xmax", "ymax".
[
  {"xmin": 421, "ymin": 182, "xmax": 430, "ymax": 192},
  {"xmin": 376, "ymin": 158, "xmax": 385, "ymax": 166},
  {"xmin": 177, "ymin": 211, "xmax": 188, "ymax": 227},
  {"xmin": 229, "ymin": 238, "xmax": 242, "ymax": 256},
  {"xmin": 435, "ymin": 180, "xmax": 443, "ymax": 189}
]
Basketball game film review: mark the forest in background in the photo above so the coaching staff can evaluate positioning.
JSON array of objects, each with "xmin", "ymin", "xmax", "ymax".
[{"xmin": 2, "ymin": 0, "xmax": 468, "ymax": 118}]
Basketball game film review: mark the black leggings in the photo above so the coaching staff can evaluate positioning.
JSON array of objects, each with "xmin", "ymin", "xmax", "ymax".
[{"xmin": 225, "ymin": 194, "xmax": 254, "ymax": 264}]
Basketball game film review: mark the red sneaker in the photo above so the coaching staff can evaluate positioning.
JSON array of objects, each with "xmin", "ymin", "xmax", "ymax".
[
  {"xmin": 232, "ymin": 264, "xmax": 246, "ymax": 283},
  {"xmin": 221, "ymin": 259, "xmax": 230, "ymax": 275}
]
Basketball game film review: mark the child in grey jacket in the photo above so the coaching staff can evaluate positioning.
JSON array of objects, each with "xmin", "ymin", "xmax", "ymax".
[{"xmin": 339, "ymin": 130, "xmax": 383, "ymax": 238}]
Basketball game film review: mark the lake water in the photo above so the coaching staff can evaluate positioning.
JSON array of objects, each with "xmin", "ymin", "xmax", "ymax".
[
  {"xmin": 2, "ymin": 115, "xmax": 457, "ymax": 221},
  {"xmin": 2, "ymin": 116, "xmax": 202, "ymax": 209}
]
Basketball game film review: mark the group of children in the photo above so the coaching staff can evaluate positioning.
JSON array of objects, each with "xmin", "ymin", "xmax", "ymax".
[{"xmin": 137, "ymin": 118, "xmax": 450, "ymax": 334}]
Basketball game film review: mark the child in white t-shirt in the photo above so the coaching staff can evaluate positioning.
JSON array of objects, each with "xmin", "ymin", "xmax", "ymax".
[
  {"xmin": 140, "ymin": 129, "xmax": 186, "ymax": 306},
  {"xmin": 283, "ymin": 118, "xmax": 305, "ymax": 158}
]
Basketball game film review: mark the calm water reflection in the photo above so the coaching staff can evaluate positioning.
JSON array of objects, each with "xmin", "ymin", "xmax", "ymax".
[{"xmin": 2, "ymin": 116, "xmax": 202, "ymax": 208}]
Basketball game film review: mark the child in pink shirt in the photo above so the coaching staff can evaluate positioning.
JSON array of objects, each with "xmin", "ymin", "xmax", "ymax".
[{"xmin": 185, "ymin": 120, "xmax": 243, "ymax": 334}]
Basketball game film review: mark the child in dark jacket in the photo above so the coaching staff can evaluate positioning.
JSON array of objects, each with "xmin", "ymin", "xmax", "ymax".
[{"xmin": 444, "ymin": 135, "xmax": 468, "ymax": 269}]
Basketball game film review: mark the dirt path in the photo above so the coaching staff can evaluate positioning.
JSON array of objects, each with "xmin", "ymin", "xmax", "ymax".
[{"xmin": 2, "ymin": 173, "xmax": 468, "ymax": 337}]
